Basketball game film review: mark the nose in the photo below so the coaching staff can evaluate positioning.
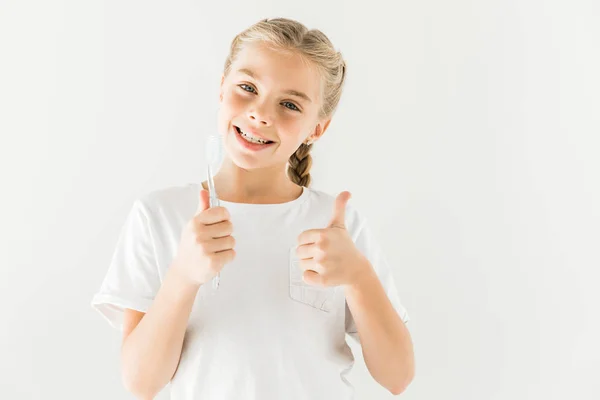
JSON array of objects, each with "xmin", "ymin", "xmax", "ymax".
[{"xmin": 247, "ymin": 103, "xmax": 272, "ymax": 126}]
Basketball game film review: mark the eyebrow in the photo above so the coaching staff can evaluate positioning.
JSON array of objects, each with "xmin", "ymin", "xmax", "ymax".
[{"xmin": 237, "ymin": 68, "xmax": 312, "ymax": 103}]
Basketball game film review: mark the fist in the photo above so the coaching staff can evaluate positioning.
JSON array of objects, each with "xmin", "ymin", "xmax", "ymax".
[{"xmin": 171, "ymin": 189, "xmax": 236, "ymax": 286}]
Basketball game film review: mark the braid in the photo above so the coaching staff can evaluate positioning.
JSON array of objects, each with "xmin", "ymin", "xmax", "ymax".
[{"xmin": 287, "ymin": 143, "xmax": 313, "ymax": 187}]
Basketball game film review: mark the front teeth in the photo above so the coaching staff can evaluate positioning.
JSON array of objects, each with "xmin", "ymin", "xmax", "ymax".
[{"xmin": 238, "ymin": 128, "xmax": 270, "ymax": 144}]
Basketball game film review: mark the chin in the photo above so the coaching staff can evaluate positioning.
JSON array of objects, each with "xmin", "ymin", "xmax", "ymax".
[{"xmin": 228, "ymin": 152, "xmax": 261, "ymax": 170}]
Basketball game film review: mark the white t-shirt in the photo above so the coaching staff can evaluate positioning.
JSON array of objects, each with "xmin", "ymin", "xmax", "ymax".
[{"xmin": 92, "ymin": 183, "xmax": 410, "ymax": 400}]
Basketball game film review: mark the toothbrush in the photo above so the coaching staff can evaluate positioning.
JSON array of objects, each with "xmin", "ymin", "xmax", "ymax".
[{"xmin": 205, "ymin": 134, "xmax": 223, "ymax": 289}]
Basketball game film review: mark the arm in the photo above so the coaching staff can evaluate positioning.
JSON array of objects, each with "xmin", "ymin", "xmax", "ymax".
[
  {"xmin": 296, "ymin": 191, "xmax": 415, "ymax": 395},
  {"xmin": 120, "ymin": 266, "xmax": 201, "ymax": 399},
  {"xmin": 345, "ymin": 261, "xmax": 415, "ymax": 395},
  {"xmin": 120, "ymin": 189, "xmax": 234, "ymax": 399}
]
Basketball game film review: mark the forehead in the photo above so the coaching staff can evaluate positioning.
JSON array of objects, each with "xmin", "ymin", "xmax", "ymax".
[{"xmin": 229, "ymin": 43, "xmax": 322, "ymax": 103}]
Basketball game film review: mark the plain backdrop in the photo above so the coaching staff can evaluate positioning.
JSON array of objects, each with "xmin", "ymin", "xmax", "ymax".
[{"xmin": 1, "ymin": 0, "xmax": 599, "ymax": 399}]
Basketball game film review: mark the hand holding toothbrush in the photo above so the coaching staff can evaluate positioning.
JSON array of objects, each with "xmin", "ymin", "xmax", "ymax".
[{"xmin": 171, "ymin": 189, "xmax": 236, "ymax": 287}]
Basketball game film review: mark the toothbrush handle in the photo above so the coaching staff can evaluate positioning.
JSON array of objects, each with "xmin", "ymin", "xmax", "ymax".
[{"xmin": 209, "ymin": 195, "xmax": 221, "ymax": 289}]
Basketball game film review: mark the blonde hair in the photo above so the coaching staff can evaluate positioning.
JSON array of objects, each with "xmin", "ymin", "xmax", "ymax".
[{"xmin": 223, "ymin": 18, "xmax": 347, "ymax": 187}]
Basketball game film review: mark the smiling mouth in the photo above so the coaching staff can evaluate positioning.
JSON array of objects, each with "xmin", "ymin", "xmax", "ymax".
[{"xmin": 234, "ymin": 126, "xmax": 275, "ymax": 144}]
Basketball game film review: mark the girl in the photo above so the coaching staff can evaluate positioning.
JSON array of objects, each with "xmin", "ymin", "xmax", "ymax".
[{"xmin": 92, "ymin": 17, "xmax": 414, "ymax": 400}]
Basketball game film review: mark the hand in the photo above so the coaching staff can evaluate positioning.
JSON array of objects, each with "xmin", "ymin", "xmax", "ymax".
[
  {"xmin": 296, "ymin": 191, "xmax": 371, "ymax": 288},
  {"xmin": 171, "ymin": 189, "xmax": 236, "ymax": 286}
]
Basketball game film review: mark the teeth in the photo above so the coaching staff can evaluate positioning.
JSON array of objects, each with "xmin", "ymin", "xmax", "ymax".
[{"xmin": 239, "ymin": 128, "xmax": 270, "ymax": 144}]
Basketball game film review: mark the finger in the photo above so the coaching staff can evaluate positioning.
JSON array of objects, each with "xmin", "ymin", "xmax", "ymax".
[
  {"xmin": 196, "ymin": 206, "xmax": 230, "ymax": 225},
  {"xmin": 205, "ymin": 235, "xmax": 235, "ymax": 253},
  {"xmin": 201, "ymin": 220, "xmax": 233, "ymax": 239},
  {"xmin": 328, "ymin": 191, "xmax": 351, "ymax": 229},
  {"xmin": 298, "ymin": 258, "xmax": 324, "ymax": 275},
  {"xmin": 214, "ymin": 248, "xmax": 236, "ymax": 265},
  {"xmin": 196, "ymin": 189, "xmax": 210, "ymax": 215},
  {"xmin": 296, "ymin": 243, "xmax": 318, "ymax": 260},
  {"xmin": 297, "ymin": 228, "xmax": 324, "ymax": 246},
  {"xmin": 302, "ymin": 270, "xmax": 324, "ymax": 286}
]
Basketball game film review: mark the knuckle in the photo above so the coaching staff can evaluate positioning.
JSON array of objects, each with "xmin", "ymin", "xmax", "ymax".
[
  {"xmin": 317, "ymin": 239, "xmax": 328, "ymax": 251},
  {"xmin": 320, "ymin": 251, "xmax": 328, "ymax": 261},
  {"xmin": 220, "ymin": 207, "xmax": 230, "ymax": 220},
  {"xmin": 200, "ymin": 248, "xmax": 210, "ymax": 259},
  {"xmin": 194, "ymin": 224, "xmax": 204, "ymax": 235},
  {"xmin": 199, "ymin": 230, "xmax": 210, "ymax": 240}
]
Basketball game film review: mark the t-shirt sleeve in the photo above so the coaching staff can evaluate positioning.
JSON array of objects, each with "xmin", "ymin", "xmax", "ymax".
[
  {"xmin": 345, "ymin": 219, "xmax": 410, "ymax": 343},
  {"xmin": 91, "ymin": 199, "xmax": 161, "ymax": 331}
]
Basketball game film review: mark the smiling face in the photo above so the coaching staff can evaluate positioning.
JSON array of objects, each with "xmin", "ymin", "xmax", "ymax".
[{"xmin": 217, "ymin": 43, "xmax": 329, "ymax": 171}]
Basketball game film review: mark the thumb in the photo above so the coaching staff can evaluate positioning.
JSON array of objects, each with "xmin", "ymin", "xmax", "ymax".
[
  {"xmin": 196, "ymin": 189, "xmax": 210, "ymax": 215},
  {"xmin": 328, "ymin": 191, "xmax": 351, "ymax": 229}
]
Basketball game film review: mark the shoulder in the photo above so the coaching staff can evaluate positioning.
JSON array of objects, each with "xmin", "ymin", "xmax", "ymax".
[{"xmin": 133, "ymin": 182, "xmax": 199, "ymax": 220}]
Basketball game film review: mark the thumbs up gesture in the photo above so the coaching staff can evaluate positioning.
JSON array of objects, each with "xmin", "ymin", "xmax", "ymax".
[{"xmin": 296, "ymin": 191, "xmax": 371, "ymax": 288}]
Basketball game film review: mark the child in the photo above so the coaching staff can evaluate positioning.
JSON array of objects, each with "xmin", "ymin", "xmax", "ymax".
[{"xmin": 92, "ymin": 17, "xmax": 414, "ymax": 400}]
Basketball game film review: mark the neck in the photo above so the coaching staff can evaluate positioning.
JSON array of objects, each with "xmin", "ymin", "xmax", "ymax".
[{"xmin": 202, "ymin": 157, "xmax": 304, "ymax": 204}]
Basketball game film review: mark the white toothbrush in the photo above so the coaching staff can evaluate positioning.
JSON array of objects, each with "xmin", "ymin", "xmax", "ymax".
[{"xmin": 205, "ymin": 134, "xmax": 224, "ymax": 289}]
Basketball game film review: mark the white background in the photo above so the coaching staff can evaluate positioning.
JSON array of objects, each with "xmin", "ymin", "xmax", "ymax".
[{"xmin": 1, "ymin": 0, "xmax": 599, "ymax": 399}]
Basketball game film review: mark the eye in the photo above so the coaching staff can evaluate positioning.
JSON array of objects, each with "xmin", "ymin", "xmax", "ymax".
[
  {"xmin": 282, "ymin": 101, "xmax": 300, "ymax": 112},
  {"xmin": 238, "ymin": 84, "xmax": 257, "ymax": 93}
]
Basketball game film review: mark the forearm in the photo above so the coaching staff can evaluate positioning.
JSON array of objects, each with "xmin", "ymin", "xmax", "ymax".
[
  {"xmin": 345, "ymin": 264, "xmax": 414, "ymax": 395},
  {"xmin": 121, "ymin": 265, "xmax": 200, "ymax": 399}
]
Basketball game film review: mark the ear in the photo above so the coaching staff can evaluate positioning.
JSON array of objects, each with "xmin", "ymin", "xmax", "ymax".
[{"xmin": 305, "ymin": 119, "xmax": 332, "ymax": 145}]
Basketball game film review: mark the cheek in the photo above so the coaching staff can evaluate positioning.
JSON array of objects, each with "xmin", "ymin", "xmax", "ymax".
[
  {"xmin": 224, "ymin": 90, "xmax": 249, "ymax": 114},
  {"xmin": 218, "ymin": 91, "xmax": 248, "ymax": 133},
  {"xmin": 279, "ymin": 117, "xmax": 312, "ymax": 143}
]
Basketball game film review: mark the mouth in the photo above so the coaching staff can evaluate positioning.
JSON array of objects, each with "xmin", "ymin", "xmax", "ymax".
[{"xmin": 234, "ymin": 125, "xmax": 275, "ymax": 145}]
